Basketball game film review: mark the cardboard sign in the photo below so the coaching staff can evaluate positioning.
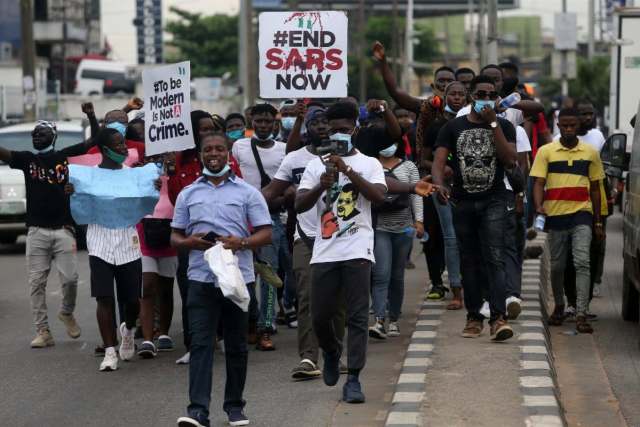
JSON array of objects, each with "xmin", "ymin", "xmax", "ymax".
[
  {"xmin": 142, "ymin": 61, "xmax": 194, "ymax": 156},
  {"xmin": 258, "ymin": 11, "xmax": 348, "ymax": 98}
]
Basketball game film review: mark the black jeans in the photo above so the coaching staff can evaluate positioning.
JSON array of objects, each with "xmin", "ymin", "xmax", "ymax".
[
  {"xmin": 177, "ymin": 250, "xmax": 191, "ymax": 349},
  {"xmin": 423, "ymin": 196, "xmax": 445, "ymax": 287},
  {"xmin": 504, "ymin": 193, "xmax": 524, "ymax": 298},
  {"xmin": 311, "ymin": 259, "xmax": 371, "ymax": 371},
  {"xmin": 452, "ymin": 193, "xmax": 509, "ymax": 321},
  {"xmin": 186, "ymin": 281, "xmax": 249, "ymax": 426}
]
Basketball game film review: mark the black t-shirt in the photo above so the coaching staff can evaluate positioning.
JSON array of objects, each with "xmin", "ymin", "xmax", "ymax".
[
  {"xmin": 9, "ymin": 142, "xmax": 89, "ymax": 227},
  {"xmin": 423, "ymin": 119, "xmax": 447, "ymax": 152},
  {"xmin": 434, "ymin": 116, "xmax": 516, "ymax": 200},
  {"xmin": 353, "ymin": 126, "xmax": 395, "ymax": 158}
]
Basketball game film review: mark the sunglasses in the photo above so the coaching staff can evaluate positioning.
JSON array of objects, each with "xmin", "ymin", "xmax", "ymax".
[{"xmin": 473, "ymin": 90, "xmax": 499, "ymax": 100}]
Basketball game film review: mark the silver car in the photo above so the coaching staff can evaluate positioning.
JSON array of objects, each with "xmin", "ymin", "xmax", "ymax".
[{"xmin": 0, "ymin": 120, "xmax": 90, "ymax": 244}]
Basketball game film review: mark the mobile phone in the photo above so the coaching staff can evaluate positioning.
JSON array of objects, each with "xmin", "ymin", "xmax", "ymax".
[{"xmin": 202, "ymin": 231, "xmax": 220, "ymax": 243}]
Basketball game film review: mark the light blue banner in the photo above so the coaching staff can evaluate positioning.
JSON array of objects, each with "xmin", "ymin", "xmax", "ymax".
[{"xmin": 69, "ymin": 164, "xmax": 160, "ymax": 229}]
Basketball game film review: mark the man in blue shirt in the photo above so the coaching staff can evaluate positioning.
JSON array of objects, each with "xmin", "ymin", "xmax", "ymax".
[{"xmin": 171, "ymin": 133, "xmax": 272, "ymax": 427}]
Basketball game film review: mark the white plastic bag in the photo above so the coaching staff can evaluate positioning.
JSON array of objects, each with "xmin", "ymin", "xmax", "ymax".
[{"xmin": 203, "ymin": 243, "xmax": 250, "ymax": 312}]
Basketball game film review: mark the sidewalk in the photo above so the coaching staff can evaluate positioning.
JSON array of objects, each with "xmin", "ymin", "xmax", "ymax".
[{"xmin": 384, "ymin": 235, "xmax": 563, "ymax": 427}]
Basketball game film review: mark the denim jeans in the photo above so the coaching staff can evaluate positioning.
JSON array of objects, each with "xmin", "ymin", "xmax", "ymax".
[
  {"xmin": 549, "ymin": 224, "xmax": 592, "ymax": 315},
  {"xmin": 433, "ymin": 196, "xmax": 462, "ymax": 288},
  {"xmin": 26, "ymin": 227, "xmax": 78, "ymax": 331},
  {"xmin": 186, "ymin": 281, "xmax": 249, "ymax": 427},
  {"xmin": 256, "ymin": 214, "xmax": 293, "ymax": 331},
  {"xmin": 504, "ymin": 193, "xmax": 524, "ymax": 298},
  {"xmin": 371, "ymin": 230, "xmax": 414, "ymax": 321},
  {"xmin": 452, "ymin": 193, "xmax": 509, "ymax": 321},
  {"xmin": 423, "ymin": 196, "xmax": 445, "ymax": 287}
]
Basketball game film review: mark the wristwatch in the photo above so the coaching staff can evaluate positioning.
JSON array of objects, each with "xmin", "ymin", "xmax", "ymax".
[
  {"xmin": 345, "ymin": 166, "xmax": 353, "ymax": 175},
  {"xmin": 240, "ymin": 238, "xmax": 249, "ymax": 249},
  {"xmin": 490, "ymin": 121, "xmax": 498, "ymax": 129}
]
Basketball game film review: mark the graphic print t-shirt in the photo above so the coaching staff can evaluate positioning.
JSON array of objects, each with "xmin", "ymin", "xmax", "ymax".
[
  {"xmin": 274, "ymin": 146, "xmax": 318, "ymax": 238},
  {"xmin": 434, "ymin": 116, "xmax": 516, "ymax": 200},
  {"xmin": 9, "ymin": 143, "xmax": 88, "ymax": 227},
  {"xmin": 298, "ymin": 151, "xmax": 386, "ymax": 264}
]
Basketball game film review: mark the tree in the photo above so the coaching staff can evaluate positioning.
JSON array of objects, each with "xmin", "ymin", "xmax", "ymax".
[{"xmin": 164, "ymin": 7, "xmax": 238, "ymax": 78}]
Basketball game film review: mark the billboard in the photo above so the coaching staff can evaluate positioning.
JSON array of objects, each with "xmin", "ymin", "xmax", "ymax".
[{"xmin": 134, "ymin": 0, "xmax": 163, "ymax": 64}]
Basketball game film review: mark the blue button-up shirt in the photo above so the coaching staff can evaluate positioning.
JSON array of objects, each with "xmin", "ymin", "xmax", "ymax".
[{"xmin": 171, "ymin": 175, "xmax": 271, "ymax": 285}]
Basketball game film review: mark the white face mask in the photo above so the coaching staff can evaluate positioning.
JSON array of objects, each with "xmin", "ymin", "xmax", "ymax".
[
  {"xmin": 281, "ymin": 117, "xmax": 296, "ymax": 130},
  {"xmin": 379, "ymin": 144, "xmax": 397, "ymax": 158}
]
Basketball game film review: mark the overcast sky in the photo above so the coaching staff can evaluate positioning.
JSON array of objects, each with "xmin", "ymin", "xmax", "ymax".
[{"xmin": 101, "ymin": 0, "xmax": 599, "ymax": 65}]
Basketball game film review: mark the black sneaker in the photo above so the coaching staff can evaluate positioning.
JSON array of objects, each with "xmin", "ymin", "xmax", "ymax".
[
  {"xmin": 138, "ymin": 340, "xmax": 157, "ymax": 359},
  {"xmin": 322, "ymin": 350, "xmax": 341, "ymax": 386},
  {"xmin": 342, "ymin": 375, "xmax": 365, "ymax": 403},
  {"xmin": 226, "ymin": 407, "xmax": 249, "ymax": 426},
  {"xmin": 284, "ymin": 308, "xmax": 298, "ymax": 328},
  {"xmin": 291, "ymin": 359, "xmax": 321, "ymax": 381},
  {"xmin": 368, "ymin": 319, "xmax": 387, "ymax": 340}
]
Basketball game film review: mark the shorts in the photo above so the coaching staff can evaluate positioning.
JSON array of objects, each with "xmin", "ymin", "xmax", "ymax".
[
  {"xmin": 141, "ymin": 255, "xmax": 178, "ymax": 278},
  {"xmin": 89, "ymin": 256, "xmax": 142, "ymax": 303}
]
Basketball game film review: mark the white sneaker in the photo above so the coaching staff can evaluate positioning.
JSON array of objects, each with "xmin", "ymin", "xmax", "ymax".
[
  {"xmin": 118, "ymin": 322, "xmax": 135, "ymax": 361},
  {"xmin": 176, "ymin": 352, "xmax": 190, "ymax": 365},
  {"xmin": 506, "ymin": 296, "xmax": 522, "ymax": 320},
  {"xmin": 387, "ymin": 322, "xmax": 400, "ymax": 337},
  {"xmin": 479, "ymin": 301, "xmax": 491, "ymax": 319},
  {"xmin": 99, "ymin": 347, "xmax": 118, "ymax": 372},
  {"xmin": 564, "ymin": 306, "xmax": 577, "ymax": 322}
]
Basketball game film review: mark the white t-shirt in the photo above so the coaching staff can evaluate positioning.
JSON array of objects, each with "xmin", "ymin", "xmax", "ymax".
[
  {"xmin": 231, "ymin": 137, "xmax": 286, "ymax": 190},
  {"xmin": 298, "ymin": 151, "xmax": 387, "ymax": 264},
  {"xmin": 274, "ymin": 146, "xmax": 319, "ymax": 239},
  {"xmin": 553, "ymin": 128, "xmax": 605, "ymax": 153},
  {"xmin": 457, "ymin": 104, "xmax": 524, "ymax": 130},
  {"xmin": 504, "ymin": 125, "xmax": 532, "ymax": 191}
]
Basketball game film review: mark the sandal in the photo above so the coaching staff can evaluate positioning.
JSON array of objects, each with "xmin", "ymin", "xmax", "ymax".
[
  {"xmin": 576, "ymin": 316, "xmax": 593, "ymax": 334},
  {"xmin": 426, "ymin": 285, "xmax": 448, "ymax": 301}
]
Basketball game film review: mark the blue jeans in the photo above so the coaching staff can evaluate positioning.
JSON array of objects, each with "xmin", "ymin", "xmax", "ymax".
[
  {"xmin": 186, "ymin": 281, "xmax": 248, "ymax": 427},
  {"xmin": 452, "ymin": 193, "xmax": 509, "ymax": 321},
  {"xmin": 256, "ymin": 214, "xmax": 293, "ymax": 331},
  {"xmin": 371, "ymin": 230, "xmax": 414, "ymax": 321},
  {"xmin": 433, "ymin": 196, "xmax": 462, "ymax": 288}
]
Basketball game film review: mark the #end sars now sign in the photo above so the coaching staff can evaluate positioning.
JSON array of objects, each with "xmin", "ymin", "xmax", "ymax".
[{"xmin": 258, "ymin": 11, "xmax": 348, "ymax": 99}]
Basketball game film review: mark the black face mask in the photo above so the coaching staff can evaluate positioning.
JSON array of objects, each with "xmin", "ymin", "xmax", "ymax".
[{"xmin": 502, "ymin": 77, "xmax": 519, "ymax": 96}]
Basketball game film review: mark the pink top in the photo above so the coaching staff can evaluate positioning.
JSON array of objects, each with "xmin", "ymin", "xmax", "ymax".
[{"xmin": 136, "ymin": 175, "xmax": 177, "ymax": 258}]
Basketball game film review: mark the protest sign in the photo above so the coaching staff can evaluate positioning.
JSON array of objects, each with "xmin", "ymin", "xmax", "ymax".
[
  {"xmin": 68, "ymin": 148, "xmax": 139, "ymax": 168},
  {"xmin": 69, "ymin": 163, "xmax": 160, "ymax": 229},
  {"xmin": 142, "ymin": 61, "xmax": 194, "ymax": 156},
  {"xmin": 258, "ymin": 11, "xmax": 348, "ymax": 98}
]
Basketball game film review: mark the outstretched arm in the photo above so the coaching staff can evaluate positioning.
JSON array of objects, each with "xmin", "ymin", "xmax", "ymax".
[{"xmin": 372, "ymin": 41, "xmax": 422, "ymax": 113}]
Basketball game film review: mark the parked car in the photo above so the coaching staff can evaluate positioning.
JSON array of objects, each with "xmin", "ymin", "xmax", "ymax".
[
  {"xmin": 0, "ymin": 120, "xmax": 90, "ymax": 246},
  {"xmin": 74, "ymin": 59, "xmax": 134, "ymax": 96}
]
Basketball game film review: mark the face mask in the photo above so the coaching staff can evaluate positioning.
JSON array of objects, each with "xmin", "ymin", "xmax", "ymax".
[
  {"xmin": 37, "ymin": 145, "xmax": 54, "ymax": 154},
  {"xmin": 103, "ymin": 146, "xmax": 128, "ymax": 164},
  {"xmin": 473, "ymin": 100, "xmax": 495, "ymax": 114},
  {"xmin": 281, "ymin": 117, "xmax": 296, "ymax": 130},
  {"xmin": 202, "ymin": 163, "xmax": 230, "ymax": 177},
  {"xmin": 330, "ymin": 132, "xmax": 353, "ymax": 155},
  {"xmin": 379, "ymin": 144, "xmax": 397, "ymax": 158},
  {"xmin": 107, "ymin": 122, "xmax": 127, "ymax": 137},
  {"xmin": 444, "ymin": 104, "xmax": 456, "ymax": 114},
  {"xmin": 226, "ymin": 129, "xmax": 244, "ymax": 141}
]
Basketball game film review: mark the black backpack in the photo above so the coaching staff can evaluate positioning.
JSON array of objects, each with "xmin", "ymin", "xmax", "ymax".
[{"xmin": 374, "ymin": 161, "xmax": 411, "ymax": 213}]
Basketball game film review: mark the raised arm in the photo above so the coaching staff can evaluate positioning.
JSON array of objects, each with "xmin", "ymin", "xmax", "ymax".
[
  {"xmin": 372, "ymin": 41, "xmax": 422, "ymax": 113},
  {"xmin": 286, "ymin": 102, "xmax": 306, "ymax": 153},
  {"xmin": 82, "ymin": 102, "xmax": 100, "ymax": 140},
  {"xmin": 368, "ymin": 99, "xmax": 402, "ymax": 142},
  {"xmin": 0, "ymin": 146, "xmax": 12, "ymax": 163}
]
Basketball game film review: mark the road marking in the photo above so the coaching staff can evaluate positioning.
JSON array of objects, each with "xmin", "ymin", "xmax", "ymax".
[
  {"xmin": 392, "ymin": 392, "xmax": 425, "ymax": 403},
  {"xmin": 523, "ymin": 395, "xmax": 559, "ymax": 407},
  {"xmin": 419, "ymin": 309, "xmax": 444, "ymax": 315},
  {"xmin": 403, "ymin": 358, "xmax": 432, "ymax": 368},
  {"xmin": 519, "ymin": 332, "xmax": 546, "ymax": 341},
  {"xmin": 416, "ymin": 319, "xmax": 441, "ymax": 326},
  {"xmin": 522, "ymin": 300, "xmax": 541, "ymax": 308},
  {"xmin": 386, "ymin": 412, "xmax": 420, "ymax": 425},
  {"xmin": 408, "ymin": 344, "xmax": 434, "ymax": 352},
  {"xmin": 411, "ymin": 331, "xmax": 436, "ymax": 339},
  {"xmin": 520, "ymin": 376, "xmax": 554, "ymax": 388},
  {"xmin": 520, "ymin": 321, "xmax": 545, "ymax": 328},
  {"xmin": 520, "ymin": 310, "xmax": 542, "ymax": 317},
  {"xmin": 520, "ymin": 360, "xmax": 551, "ymax": 370},
  {"xmin": 525, "ymin": 415, "xmax": 564, "ymax": 427},
  {"xmin": 398, "ymin": 373, "xmax": 426, "ymax": 384},
  {"xmin": 520, "ymin": 345, "xmax": 548, "ymax": 354}
]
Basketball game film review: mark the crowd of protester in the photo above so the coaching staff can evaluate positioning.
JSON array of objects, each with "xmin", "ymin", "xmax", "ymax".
[{"xmin": 0, "ymin": 40, "xmax": 614, "ymax": 427}]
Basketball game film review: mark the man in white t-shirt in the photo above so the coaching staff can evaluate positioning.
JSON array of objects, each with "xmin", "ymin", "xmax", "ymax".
[
  {"xmin": 231, "ymin": 103, "xmax": 288, "ymax": 352},
  {"xmin": 296, "ymin": 101, "xmax": 387, "ymax": 404},
  {"xmin": 263, "ymin": 106, "xmax": 347, "ymax": 381}
]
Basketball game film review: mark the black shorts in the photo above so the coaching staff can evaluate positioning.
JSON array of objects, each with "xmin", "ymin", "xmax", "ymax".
[{"xmin": 89, "ymin": 256, "xmax": 142, "ymax": 303}]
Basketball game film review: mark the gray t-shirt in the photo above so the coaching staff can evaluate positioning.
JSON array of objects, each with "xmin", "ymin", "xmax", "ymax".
[{"xmin": 376, "ymin": 160, "xmax": 423, "ymax": 233}]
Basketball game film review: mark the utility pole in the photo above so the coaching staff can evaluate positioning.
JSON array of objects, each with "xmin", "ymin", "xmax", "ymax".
[
  {"xmin": 358, "ymin": 0, "xmax": 366, "ymax": 101},
  {"xmin": 588, "ymin": 0, "xmax": 595, "ymax": 60},
  {"xmin": 403, "ymin": 0, "xmax": 414, "ymax": 91},
  {"xmin": 20, "ymin": 0, "xmax": 36, "ymax": 121},
  {"xmin": 468, "ymin": 0, "xmax": 478, "ymax": 70},
  {"xmin": 487, "ymin": 0, "xmax": 498, "ymax": 64},
  {"xmin": 443, "ymin": 13, "xmax": 451, "ymax": 65},
  {"xmin": 561, "ymin": 0, "xmax": 569, "ymax": 97},
  {"xmin": 239, "ymin": 0, "xmax": 256, "ymax": 108},
  {"xmin": 478, "ymin": 0, "xmax": 487, "ymax": 67},
  {"xmin": 391, "ymin": 0, "xmax": 399, "ymax": 82}
]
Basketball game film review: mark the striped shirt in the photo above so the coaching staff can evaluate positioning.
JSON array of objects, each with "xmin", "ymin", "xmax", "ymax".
[
  {"xmin": 530, "ymin": 140, "xmax": 605, "ymax": 230},
  {"xmin": 377, "ymin": 160, "xmax": 424, "ymax": 232},
  {"xmin": 87, "ymin": 224, "xmax": 141, "ymax": 266}
]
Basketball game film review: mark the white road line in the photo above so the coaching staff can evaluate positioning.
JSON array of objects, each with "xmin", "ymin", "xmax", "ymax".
[
  {"xmin": 416, "ymin": 319, "xmax": 441, "ymax": 326},
  {"xmin": 520, "ymin": 345, "xmax": 548, "ymax": 354},
  {"xmin": 398, "ymin": 373, "xmax": 426, "ymax": 384},
  {"xmin": 386, "ymin": 412, "xmax": 420, "ymax": 425},
  {"xmin": 523, "ymin": 395, "xmax": 559, "ymax": 407},
  {"xmin": 403, "ymin": 358, "xmax": 432, "ymax": 368},
  {"xmin": 525, "ymin": 415, "xmax": 564, "ymax": 427},
  {"xmin": 412, "ymin": 331, "xmax": 437, "ymax": 339},
  {"xmin": 520, "ymin": 376, "xmax": 554, "ymax": 388},
  {"xmin": 392, "ymin": 392, "xmax": 425, "ymax": 403},
  {"xmin": 519, "ymin": 332, "xmax": 546, "ymax": 341},
  {"xmin": 520, "ymin": 360, "xmax": 551, "ymax": 370},
  {"xmin": 408, "ymin": 344, "xmax": 434, "ymax": 352}
]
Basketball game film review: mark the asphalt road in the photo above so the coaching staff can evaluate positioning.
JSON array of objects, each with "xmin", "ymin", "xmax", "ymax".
[
  {"xmin": 589, "ymin": 214, "xmax": 640, "ymax": 426},
  {"xmin": 0, "ymin": 239, "xmax": 422, "ymax": 427}
]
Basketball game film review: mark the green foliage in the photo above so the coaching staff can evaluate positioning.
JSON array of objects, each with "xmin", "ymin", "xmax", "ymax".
[{"xmin": 164, "ymin": 7, "xmax": 238, "ymax": 78}]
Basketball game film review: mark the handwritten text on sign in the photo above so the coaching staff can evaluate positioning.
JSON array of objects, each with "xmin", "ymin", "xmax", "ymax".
[
  {"xmin": 259, "ymin": 11, "xmax": 348, "ymax": 98},
  {"xmin": 142, "ymin": 61, "xmax": 194, "ymax": 156}
]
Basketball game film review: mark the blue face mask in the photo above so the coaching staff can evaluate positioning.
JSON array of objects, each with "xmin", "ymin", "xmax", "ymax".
[
  {"xmin": 281, "ymin": 117, "xmax": 296, "ymax": 131},
  {"xmin": 107, "ymin": 122, "xmax": 127, "ymax": 137},
  {"xmin": 202, "ymin": 164, "xmax": 230, "ymax": 178},
  {"xmin": 330, "ymin": 132, "xmax": 353, "ymax": 155},
  {"xmin": 473, "ymin": 100, "xmax": 495, "ymax": 114},
  {"xmin": 226, "ymin": 129, "xmax": 244, "ymax": 141},
  {"xmin": 444, "ymin": 104, "xmax": 457, "ymax": 114},
  {"xmin": 379, "ymin": 144, "xmax": 397, "ymax": 158}
]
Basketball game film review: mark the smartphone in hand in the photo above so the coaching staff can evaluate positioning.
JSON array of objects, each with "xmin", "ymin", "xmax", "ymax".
[{"xmin": 202, "ymin": 231, "xmax": 220, "ymax": 243}]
